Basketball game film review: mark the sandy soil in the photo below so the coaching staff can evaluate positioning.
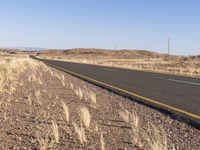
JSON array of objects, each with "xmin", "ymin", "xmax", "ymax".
[{"xmin": 0, "ymin": 59, "xmax": 199, "ymax": 150}]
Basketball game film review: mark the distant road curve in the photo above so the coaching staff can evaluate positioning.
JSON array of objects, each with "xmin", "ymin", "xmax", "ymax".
[{"xmin": 31, "ymin": 56, "xmax": 200, "ymax": 128}]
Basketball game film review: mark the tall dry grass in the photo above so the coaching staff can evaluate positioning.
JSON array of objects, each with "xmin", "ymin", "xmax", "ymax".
[
  {"xmin": 75, "ymin": 88, "xmax": 84, "ymax": 100},
  {"xmin": 100, "ymin": 132, "xmax": 106, "ymax": 150},
  {"xmin": 119, "ymin": 108, "xmax": 170, "ymax": 149},
  {"xmin": 61, "ymin": 100, "xmax": 69, "ymax": 123},
  {"xmin": 0, "ymin": 56, "xmax": 46, "ymax": 96},
  {"xmin": 147, "ymin": 125, "xmax": 168, "ymax": 150},
  {"xmin": 51, "ymin": 120, "xmax": 59, "ymax": 143},
  {"xmin": 73, "ymin": 122, "xmax": 87, "ymax": 145},
  {"xmin": 79, "ymin": 106, "xmax": 91, "ymax": 129},
  {"xmin": 36, "ymin": 132, "xmax": 53, "ymax": 150}
]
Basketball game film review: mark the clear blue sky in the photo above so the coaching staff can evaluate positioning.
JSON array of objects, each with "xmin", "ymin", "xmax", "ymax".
[{"xmin": 0, "ymin": 0, "xmax": 199, "ymax": 55}]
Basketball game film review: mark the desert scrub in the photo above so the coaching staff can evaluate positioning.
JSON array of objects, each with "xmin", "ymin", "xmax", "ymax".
[{"xmin": 0, "ymin": 57, "xmax": 46, "ymax": 95}]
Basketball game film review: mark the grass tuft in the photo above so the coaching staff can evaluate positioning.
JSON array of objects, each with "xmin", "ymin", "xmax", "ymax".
[
  {"xmin": 73, "ymin": 122, "xmax": 87, "ymax": 145},
  {"xmin": 119, "ymin": 108, "xmax": 130, "ymax": 123},
  {"xmin": 51, "ymin": 120, "xmax": 59, "ymax": 143},
  {"xmin": 148, "ymin": 125, "xmax": 168, "ymax": 150},
  {"xmin": 75, "ymin": 88, "xmax": 84, "ymax": 100},
  {"xmin": 61, "ymin": 100, "xmax": 69, "ymax": 123},
  {"xmin": 101, "ymin": 132, "xmax": 106, "ymax": 150},
  {"xmin": 88, "ymin": 91, "xmax": 97, "ymax": 107},
  {"xmin": 79, "ymin": 106, "xmax": 91, "ymax": 129}
]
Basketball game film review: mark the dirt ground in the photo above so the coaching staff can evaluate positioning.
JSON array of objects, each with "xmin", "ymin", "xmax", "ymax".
[{"xmin": 0, "ymin": 59, "xmax": 199, "ymax": 150}]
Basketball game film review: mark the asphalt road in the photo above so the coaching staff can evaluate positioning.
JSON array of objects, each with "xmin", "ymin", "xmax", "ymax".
[{"xmin": 31, "ymin": 56, "xmax": 200, "ymax": 127}]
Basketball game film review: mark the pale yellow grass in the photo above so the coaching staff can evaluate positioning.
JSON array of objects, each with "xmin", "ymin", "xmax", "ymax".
[
  {"xmin": 0, "ymin": 56, "xmax": 46, "ymax": 95},
  {"xmin": 147, "ymin": 125, "xmax": 168, "ymax": 150},
  {"xmin": 73, "ymin": 122, "xmax": 87, "ymax": 145},
  {"xmin": 88, "ymin": 91, "xmax": 97, "ymax": 107},
  {"xmin": 119, "ymin": 108, "xmax": 169, "ymax": 149},
  {"xmin": 119, "ymin": 108, "xmax": 130, "ymax": 123},
  {"xmin": 36, "ymin": 133, "xmax": 53, "ymax": 150},
  {"xmin": 61, "ymin": 100, "xmax": 69, "ymax": 122},
  {"xmin": 75, "ymin": 88, "xmax": 84, "ymax": 100},
  {"xmin": 51, "ymin": 120, "xmax": 59, "ymax": 143},
  {"xmin": 100, "ymin": 132, "xmax": 106, "ymax": 150},
  {"xmin": 79, "ymin": 106, "xmax": 91, "ymax": 129}
]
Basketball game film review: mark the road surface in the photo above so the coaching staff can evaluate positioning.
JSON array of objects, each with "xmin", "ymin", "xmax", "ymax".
[{"xmin": 31, "ymin": 56, "xmax": 200, "ymax": 127}]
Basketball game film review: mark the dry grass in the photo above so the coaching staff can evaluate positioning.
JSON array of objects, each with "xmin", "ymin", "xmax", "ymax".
[
  {"xmin": 70, "ymin": 83, "xmax": 74, "ymax": 90},
  {"xmin": 147, "ymin": 125, "xmax": 168, "ymax": 150},
  {"xmin": 61, "ymin": 78, "xmax": 66, "ymax": 86},
  {"xmin": 129, "ymin": 111, "xmax": 141, "ymax": 147},
  {"xmin": 0, "ymin": 56, "xmax": 46, "ymax": 97},
  {"xmin": 75, "ymin": 88, "xmax": 83, "ymax": 100},
  {"xmin": 0, "ymin": 58, "xmax": 26, "ymax": 94},
  {"xmin": 119, "ymin": 108, "xmax": 130, "ymax": 123},
  {"xmin": 36, "ymin": 133, "xmax": 53, "ymax": 150},
  {"xmin": 119, "ymin": 108, "xmax": 169, "ymax": 149},
  {"xmin": 0, "ymin": 56, "xmax": 63, "ymax": 148},
  {"xmin": 119, "ymin": 109, "xmax": 141, "ymax": 146},
  {"xmin": 100, "ymin": 132, "xmax": 106, "ymax": 150},
  {"xmin": 88, "ymin": 91, "xmax": 97, "ymax": 107},
  {"xmin": 61, "ymin": 100, "xmax": 69, "ymax": 123},
  {"xmin": 28, "ymin": 95, "xmax": 32, "ymax": 105},
  {"xmin": 37, "ymin": 137, "xmax": 49, "ymax": 150},
  {"xmin": 94, "ymin": 122, "xmax": 99, "ymax": 132},
  {"xmin": 51, "ymin": 120, "xmax": 59, "ymax": 143},
  {"xmin": 35, "ymin": 90, "xmax": 42, "ymax": 106},
  {"xmin": 73, "ymin": 122, "xmax": 87, "ymax": 145},
  {"xmin": 79, "ymin": 106, "xmax": 91, "ymax": 129}
]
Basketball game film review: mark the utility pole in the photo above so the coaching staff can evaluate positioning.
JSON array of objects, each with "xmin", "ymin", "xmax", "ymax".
[{"xmin": 168, "ymin": 37, "xmax": 170, "ymax": 62}]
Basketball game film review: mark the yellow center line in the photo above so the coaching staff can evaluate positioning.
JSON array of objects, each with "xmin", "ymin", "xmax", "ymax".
[{"xmin": 46, "ymin": 62, "xmax": 200, "ymax": 120}]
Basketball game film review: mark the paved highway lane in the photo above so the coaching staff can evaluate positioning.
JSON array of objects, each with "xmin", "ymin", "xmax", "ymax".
[{"xmin": 31, "ymin": 56, "xmax": 200, "ymax": 126}]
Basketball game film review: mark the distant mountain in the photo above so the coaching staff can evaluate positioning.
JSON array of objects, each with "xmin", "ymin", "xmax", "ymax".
[
  {"xmin": 0, "ymin": 47, "xmax": 48, "ymax": 52},
  {"xmin": 14, "ymin": 47, "xmax": 47, "ymax": 51}
]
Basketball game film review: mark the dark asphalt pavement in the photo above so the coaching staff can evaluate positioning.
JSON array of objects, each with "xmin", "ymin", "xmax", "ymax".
[{"xmin": 31, "ymin": 56, "xmax": 200, "ymax": 127}]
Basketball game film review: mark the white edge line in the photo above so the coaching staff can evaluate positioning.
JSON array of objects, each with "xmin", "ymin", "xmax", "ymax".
[{"xmin": 168, "ymin": 79, "xmax": 200, "ymax": 86}]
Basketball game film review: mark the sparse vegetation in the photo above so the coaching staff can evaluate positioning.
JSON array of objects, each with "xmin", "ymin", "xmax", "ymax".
[
  {"xmin": 51, "ymin": 120, "xmax": 59, "ymax": 143},
  {"xmin": 119, "ymin": 108, "xmax": 130, "ymax": 123},
  {"xmin": 75, "ymin": 88, "xmax": 84, "ymax": 100},
  {"xmin": 100, "ymin": 132, "xmax": 106, "ymax": 150},
  {"xmin": 148, "ymin": 125, "xmax": 168, "ymax": 150},
  {"xmin": 88, "ymin": 91, "xmax": 97, "ymax": 107},
  {"xmin": 61, "ymin": 100, "xmax": 69, "ymax": 123},
  {"xmin": 36, "ymin": 132, "xmax": 53, "ymax": 150},
  {"xmin": 79, "ymin": 106, "xmax": 91, "ymax": 129},
  {"xmin": 73, "ymin": 122, "xmax": 87, "ymax": 145}
]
